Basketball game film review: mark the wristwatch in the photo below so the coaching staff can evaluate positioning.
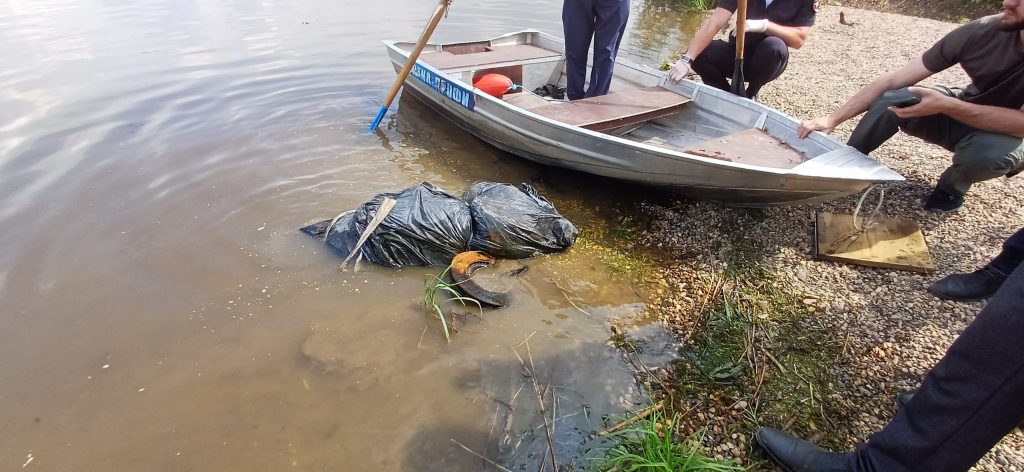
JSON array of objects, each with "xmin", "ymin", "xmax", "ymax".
[{"xmin": 679, "ymin": 55, "xmax": 693, "ymax": 65}]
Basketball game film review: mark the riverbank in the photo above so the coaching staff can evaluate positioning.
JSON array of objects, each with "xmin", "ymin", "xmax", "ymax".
[{"xmin": 634, "ymin": 5, "xmax": 1024, "ymax": 470}]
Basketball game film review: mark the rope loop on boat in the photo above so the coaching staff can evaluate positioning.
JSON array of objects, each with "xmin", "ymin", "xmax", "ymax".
[{"xmin": 852, "ymin": 184, "xmax": 885, "ymax": 231}]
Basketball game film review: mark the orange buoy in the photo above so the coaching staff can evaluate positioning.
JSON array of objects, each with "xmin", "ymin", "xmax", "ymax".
[{"xmin": 473, "ymin": 73, "xmax": 514, "ymax": 98}]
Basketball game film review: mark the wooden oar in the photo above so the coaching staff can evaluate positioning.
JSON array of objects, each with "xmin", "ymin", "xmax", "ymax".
[
  {"xmin": 731, "ymin": 0, "xmax": 748, "ymax": 97},
  {"xmin": 369, "ymin": 0, "xmax": 452, "ymax": 132}
]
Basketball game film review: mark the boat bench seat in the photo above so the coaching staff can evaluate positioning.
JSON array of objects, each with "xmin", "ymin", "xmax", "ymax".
[
  {"xmin": 680, "ymin": 128, "xmax": 807, "ymax": 168},
  {"xmin": 526, "ymin": 86, "xmax": 690, "ymax": 132},
  {"xmin": 419, "ymin": 44, "xmax": 563, "ymax": 71}
]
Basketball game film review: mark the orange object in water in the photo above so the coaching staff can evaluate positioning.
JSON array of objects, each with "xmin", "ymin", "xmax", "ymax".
[{"xmin": 473, "ymin": 73, "xmax": 514, "ymax": 98}]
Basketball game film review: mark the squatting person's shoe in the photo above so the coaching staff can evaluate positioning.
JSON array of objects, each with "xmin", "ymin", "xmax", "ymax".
[
  {"xmin": 923, "ymin": 187, "xmax": 964, "ymax": 213},
  {"xmin": 928, "ymin": 266, "xmax": 1007, "ymax": 301},
  {"xmin": 755, "ymin": 427, "xmax": 850, "ymax": 472}
]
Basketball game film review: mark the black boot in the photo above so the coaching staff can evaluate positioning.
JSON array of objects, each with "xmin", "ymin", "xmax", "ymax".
[
  {"xmin": 755, "ymin": 427, "xmax": 850, "ymax": 472},
  {"xmin": 923, "ymin": 186, "xmax": 964, "ymax": 213},
  {"xmin": 928, "ymin": 266, "xmax": 1007, "ymax": 301}
]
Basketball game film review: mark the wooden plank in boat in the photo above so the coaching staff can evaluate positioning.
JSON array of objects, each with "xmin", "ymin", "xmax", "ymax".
[
  {"xmin": 682, "ymin": 128, "xmax": 806, "ymax": 169},
  {"xmin": 420, "ymin": 44, "xmax": 562, "ymax": 70},
  {"xmin": 528, "ymin": 87, "xmax": 690, "ymax": 132},
  {"xmin": 503, "ymin": 91, "xmax": 553, "ymax": 110},
  {"xmin": 814, "ymin": 212, "xmax": 934, "ymax": 273}
]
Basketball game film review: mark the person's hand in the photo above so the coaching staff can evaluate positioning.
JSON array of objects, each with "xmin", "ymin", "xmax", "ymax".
[
  {"xmin": 888, "ymin": 86, "xmax": 951, "ymax": 119},
  {"xmin": 668, "ymin": 59, "xmax": 691, "ymax": 83},
  {"xmin": 745, "ymin": 19, "xmax": 769, "ymax": 33},
  {"xmin": 797, "ymin": 116, "xmax": 835, "ymax": 139}
]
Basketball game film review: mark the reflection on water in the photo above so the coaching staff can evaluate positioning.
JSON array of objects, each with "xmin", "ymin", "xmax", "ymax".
[
  {"xmin": 0, "ymin": 0, "xmax": 703, "ymax": 470},
  {"xmin": 626, "ymin": 1, "xmax": 711, "ymax": 66}
]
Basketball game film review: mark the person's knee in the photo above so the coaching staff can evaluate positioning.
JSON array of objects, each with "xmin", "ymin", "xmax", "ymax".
[
  {"xmin": 954, "ymin": 133, "xmax": 1024, "ymax": 175},
  {"xmin": 759, "ymin": 36, "xmax": 789, "ymax": 60}
]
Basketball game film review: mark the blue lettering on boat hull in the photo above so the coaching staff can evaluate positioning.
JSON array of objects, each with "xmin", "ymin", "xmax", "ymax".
[{"xmin": 409, "ymin": 63, "xmax": 475, "ymax": 111}]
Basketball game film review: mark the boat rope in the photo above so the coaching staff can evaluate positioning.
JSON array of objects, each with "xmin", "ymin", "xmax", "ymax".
[
  {"xmin": 851, "ymin": 184, "xmax": 884, "ymax": 231},
  {"xmin": 827, "ymin": 184, "xmax": 887, "ymax": 254}
]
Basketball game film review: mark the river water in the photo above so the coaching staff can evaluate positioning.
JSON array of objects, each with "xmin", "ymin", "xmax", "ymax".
[{"xmin": 0, "ymin": 1, "xmax": 704, "ymax": 469}]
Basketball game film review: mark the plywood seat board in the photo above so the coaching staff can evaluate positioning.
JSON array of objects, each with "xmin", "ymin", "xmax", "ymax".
[
  {"xmin": 527, "ymin": 86, "xmax": 690, "ymax": 132},
  {"xmin": 682, "ymin": 128, "xmax": 807, "ymax": 169},
  {"xmin": 419, "ymin": 44, "xmax": 562, "ymax": 70}
]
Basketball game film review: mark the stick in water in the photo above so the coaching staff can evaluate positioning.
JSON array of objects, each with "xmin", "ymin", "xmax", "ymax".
[{"xmin": 340, "ymin": 197, "xmax": 396, "ymax": 271}]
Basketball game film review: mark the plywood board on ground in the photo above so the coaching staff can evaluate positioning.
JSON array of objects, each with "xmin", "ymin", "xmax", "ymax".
[{"xmin": 814, "ymin": 212, "xmax": 934, "ymax": 273}]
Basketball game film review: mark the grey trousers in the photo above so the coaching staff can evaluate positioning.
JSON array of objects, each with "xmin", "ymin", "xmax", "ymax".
[{"xmin": 847, "ymin": 87, "xmax": 1024, "ymax": 194}]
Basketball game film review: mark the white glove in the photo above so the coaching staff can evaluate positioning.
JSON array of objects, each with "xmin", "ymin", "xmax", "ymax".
[
  {"xmin": 668, "ymin": 59, "xmax": 692, "ymax": 83},
  {"xmin": 744, "ymin": 19, "xmax": 769, "ymax": 33}
]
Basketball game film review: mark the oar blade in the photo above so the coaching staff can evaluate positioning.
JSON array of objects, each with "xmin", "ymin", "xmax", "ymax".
[{"xmin": 369, "ymin": 106, "xmax": 388, "ymax": 132}]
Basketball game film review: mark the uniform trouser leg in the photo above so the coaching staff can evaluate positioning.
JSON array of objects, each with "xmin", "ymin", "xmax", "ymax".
[
  {"xmin": 584, "ymin": 0, "xmax": 629, "ymax": 98},
  {"xmin": 847, "ymin": 87, "xmax": 1024, "ymax": 194},
  {"xmin": 847, "ymin": 263, "xmax": 1024, "ymax": 471},
  {"xmin": 741, "ymin": 36, "xmax": 788, "ymax": 99},
  {"xmin": 691, "ymin": 39, "xmax": 734, "ymax": 92},
  {"xmin": 988, "ymin": 227, "xmax": 1024, "ymax": 276},
  {"xmin": 563, "ymin": 0, "xmax": 596, "ymax": 101}
]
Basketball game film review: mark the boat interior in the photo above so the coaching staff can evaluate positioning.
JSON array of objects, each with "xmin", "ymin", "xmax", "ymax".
[{"xmin": 412, "ymin": 32, "xmax": 812, "ymax": 170}]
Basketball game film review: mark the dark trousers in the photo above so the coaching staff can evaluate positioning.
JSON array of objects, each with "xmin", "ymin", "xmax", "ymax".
[
  {"xmin": 562, "ymin": 0, "xmax": 630, "ymax": 100},
  {"xmin": 989, "ymin": 227, "xmax": 1024, "ymax": 276},
  {"xmin": 848, "ymin": 260, "xmax": 1024, "ymax": 471},
  {"xmin": 848, "ymin": 87, "xmax": 1024, "ymax": 194},
  {"xmin": 690, "ymin": 36, "xmax": 789, "ymax": 99}
]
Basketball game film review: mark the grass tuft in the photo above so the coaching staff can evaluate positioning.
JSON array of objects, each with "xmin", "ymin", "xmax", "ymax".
[
  {"xmin": 423, "ymin": 264, "xmax": 483, "ymax": 343},
  {"xmin": 591, "ymin": 407, "xmax": 744, "ymax": 472}
]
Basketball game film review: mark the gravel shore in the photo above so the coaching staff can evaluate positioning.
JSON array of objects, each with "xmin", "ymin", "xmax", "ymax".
[{"xmin": 641, "ymin": 5, "xmax": 1024, "ymax": 470}]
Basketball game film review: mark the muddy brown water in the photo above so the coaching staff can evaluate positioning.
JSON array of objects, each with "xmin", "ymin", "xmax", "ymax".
[{"xmin": 0, "ymin": 1, "xmax": 704, "ymax": 469}]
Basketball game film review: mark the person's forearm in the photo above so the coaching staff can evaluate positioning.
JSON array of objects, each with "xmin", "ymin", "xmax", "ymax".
[
  {"xmin": 684, "ymin": 8, "xmax": 732, "ymax": 59},
  {"xmin": 944, "ymin": 101, "xmax": 1024, "ymax": 138},
  {"xmin": 828, "ymin": 60, "xmax": 931, "ymax": 128},
  {"xmin": 764, "ymin": 23, "xmax": 809, "ymax": 49}
]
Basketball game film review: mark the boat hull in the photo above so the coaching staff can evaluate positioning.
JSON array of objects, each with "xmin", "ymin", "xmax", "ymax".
[{"xmin": 383, "ymin": 31, "xmax": 903, "ymax": 207}]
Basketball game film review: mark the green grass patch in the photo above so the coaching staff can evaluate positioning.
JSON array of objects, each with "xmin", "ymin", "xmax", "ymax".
[
  {"xmin": 680, "ymin": 0, "xmax": 716, "ymax": 11},
  {"xmin": 591, "ymin": 407, "xmax": 744, "ymax": 472},
  {"xmin": 423, "ymin": 264, "xmax": 482, "ymax": 343},
  {"xmin": 669, "ymin": 266, "xmax": 855, "ymax": 455}
]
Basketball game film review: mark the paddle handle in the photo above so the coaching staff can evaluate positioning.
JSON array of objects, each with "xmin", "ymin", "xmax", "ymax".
[
  {"xmin": 370, "ymin": 0, "xmax": 450, "ymax": 131},
  {"xmin": 734, "ymin": 0, "xmax": 747, "ymax": 59}
]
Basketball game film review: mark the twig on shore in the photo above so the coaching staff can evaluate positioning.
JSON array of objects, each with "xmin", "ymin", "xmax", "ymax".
[
  {"xmin": 598, "ymin": 401, "xmax": 665, "ymax": 436},
  {"xmin": 512, "ymin": 338, "xmax": 558, "ymax": 472},
  {"xmin": 450, "ymin": 439, "xmax": 514, "ymax": 472}
]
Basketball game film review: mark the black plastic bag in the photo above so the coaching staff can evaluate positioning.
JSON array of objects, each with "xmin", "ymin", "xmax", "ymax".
[
  {"xmin": 463, "ymin": 182, "xmax": 578, "ymax": 259},
  {"xmin": 300, "ymin": 183, "xmax": 472, "ymax": 268}
]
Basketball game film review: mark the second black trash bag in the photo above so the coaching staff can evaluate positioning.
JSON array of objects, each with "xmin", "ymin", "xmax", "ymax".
[
  {"xmin": 300, "ymin": 183, "xmax": 472, "ymax": 267},
  {"xmin": 463, "ymin": 182, "xmax": 578, "ymax": 259}
]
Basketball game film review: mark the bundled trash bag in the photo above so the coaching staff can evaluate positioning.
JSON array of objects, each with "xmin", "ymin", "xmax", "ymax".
[
  {"xmin": 300, "ymin": 183, "xmax": 472, "ymax": 268},
  {"xmin": 463, "ymin": 182, "xmax": 578, "ymax": 259}
]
